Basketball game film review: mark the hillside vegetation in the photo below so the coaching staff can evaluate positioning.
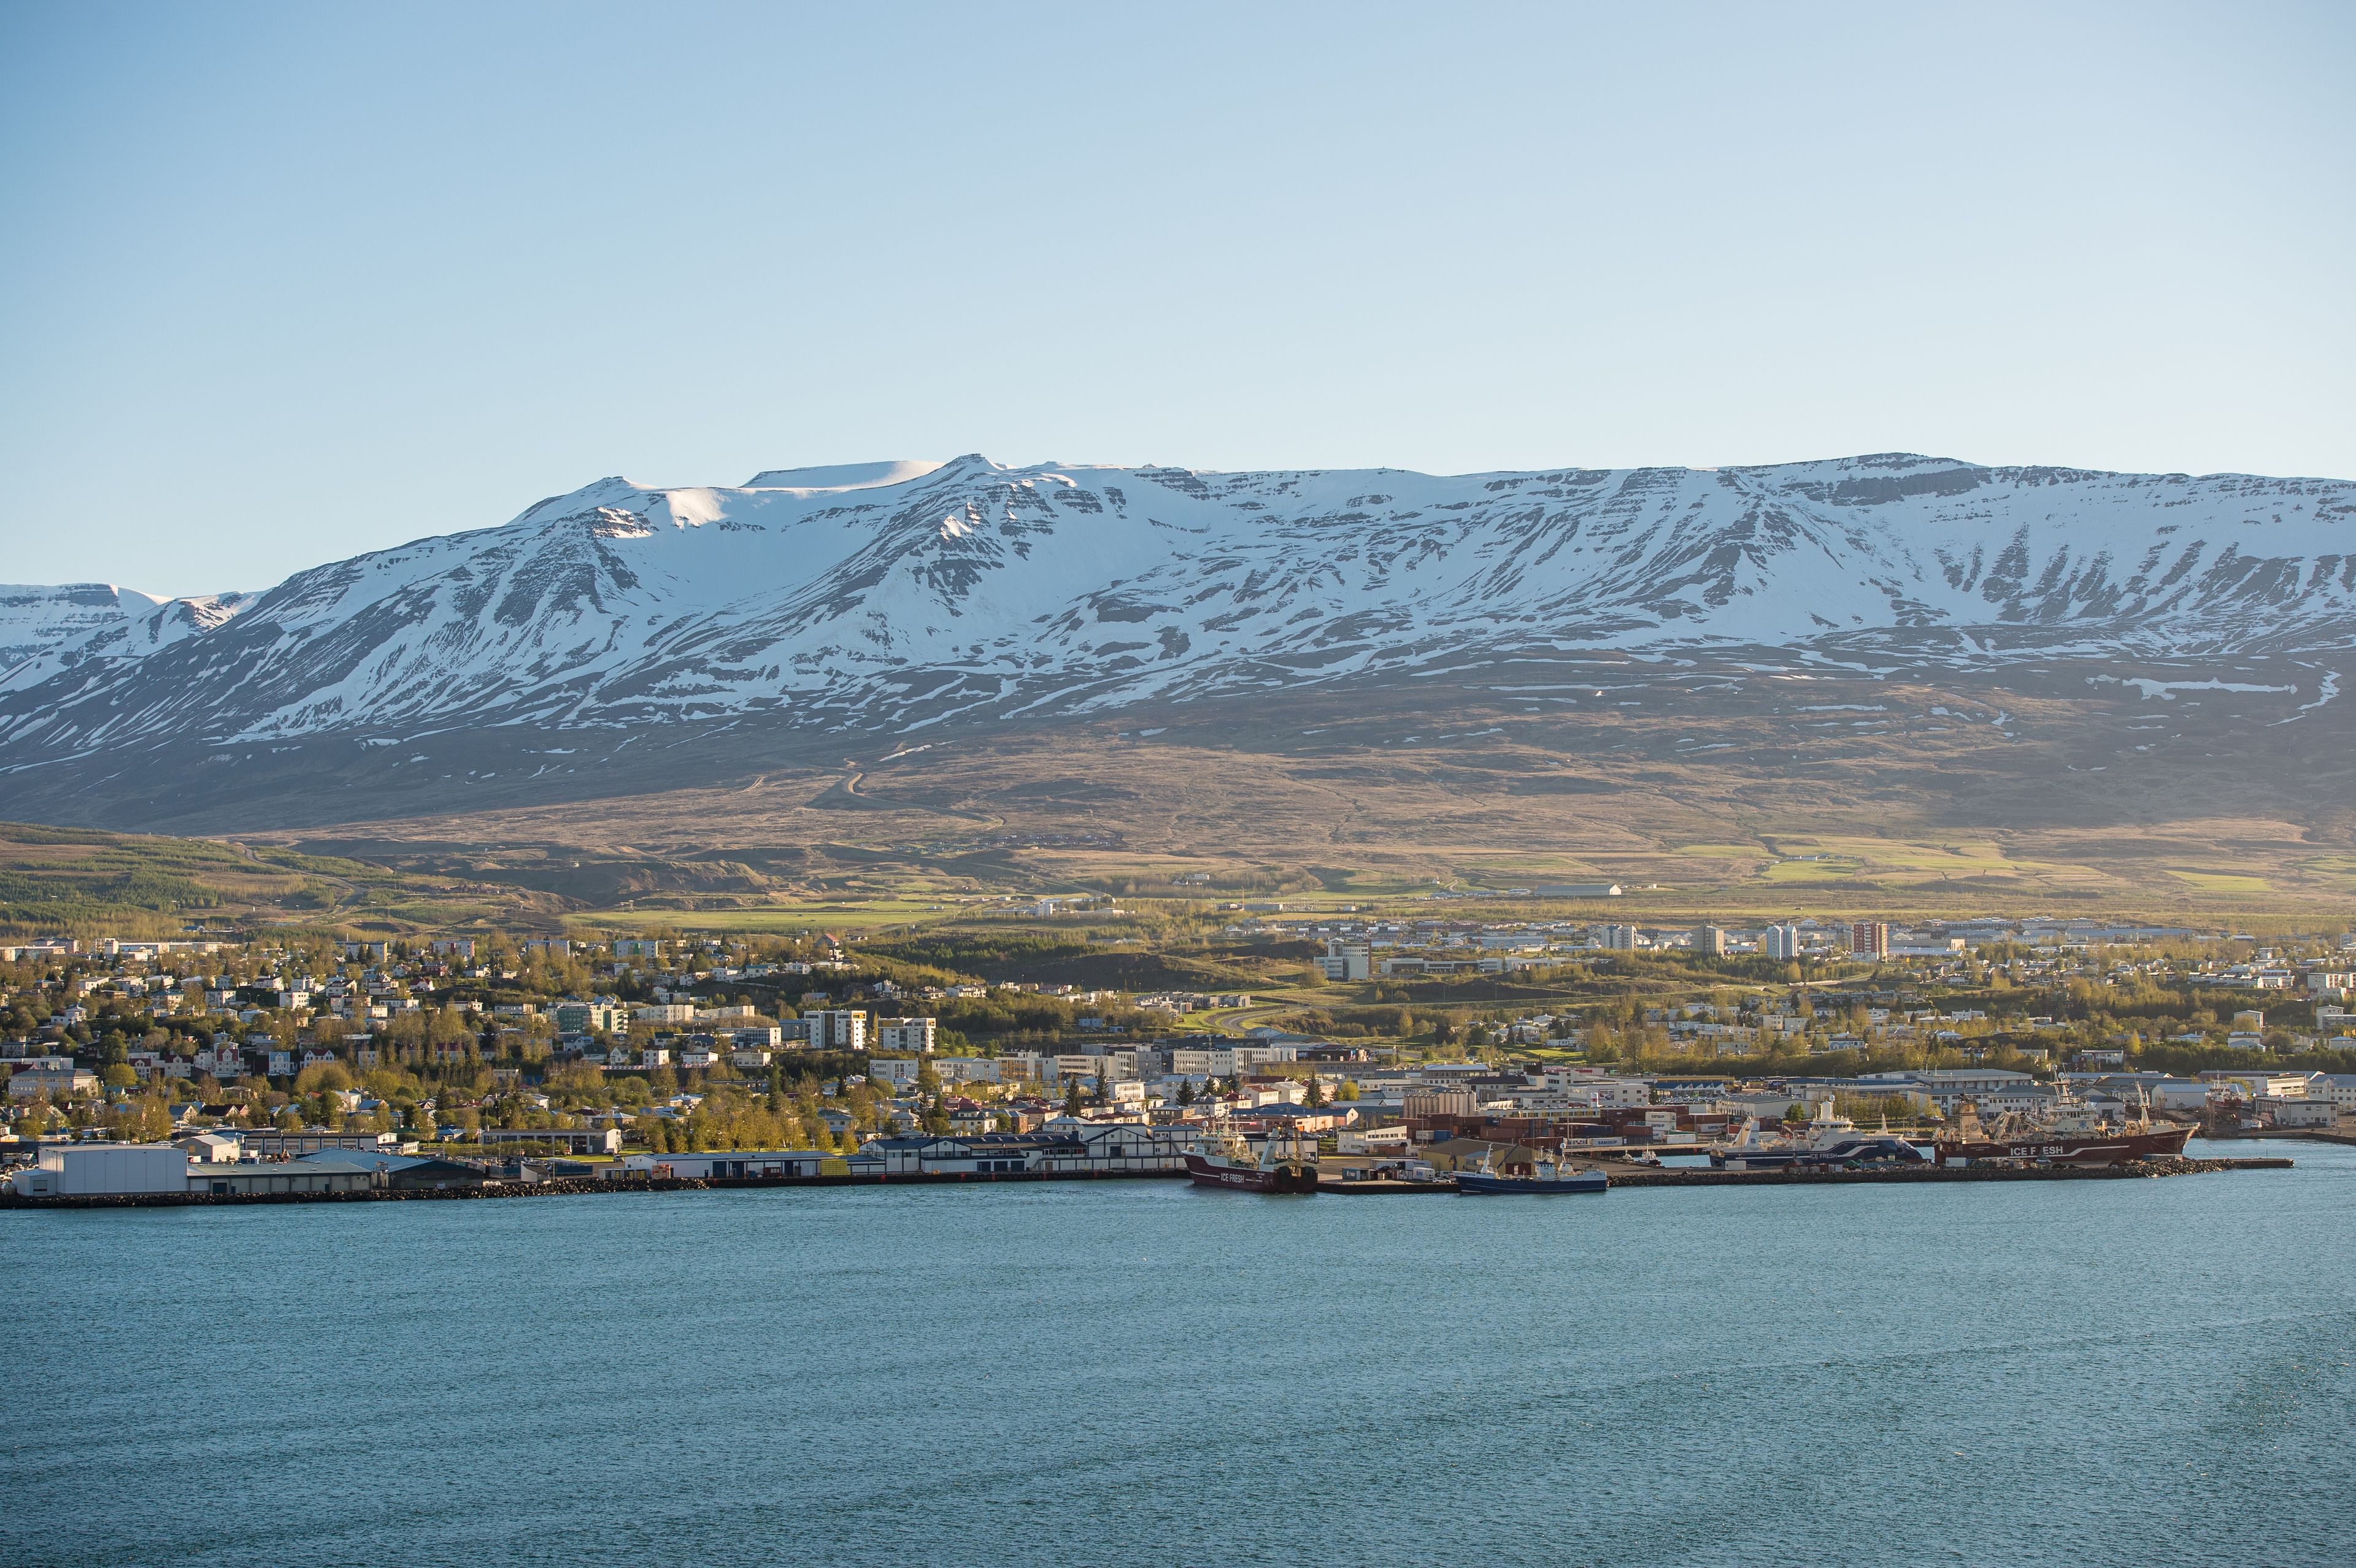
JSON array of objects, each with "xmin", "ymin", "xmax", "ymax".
[{"xmin": 0, "ymin": 821, "xmax": 559, "ymax": 939}]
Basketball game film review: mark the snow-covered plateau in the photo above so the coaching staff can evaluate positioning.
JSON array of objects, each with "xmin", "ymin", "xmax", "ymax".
[{"xmin": 3, "ymin": 452, "xmax": 2351, "ymax": 759}]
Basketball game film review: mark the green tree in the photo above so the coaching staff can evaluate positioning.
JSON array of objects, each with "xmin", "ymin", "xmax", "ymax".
[{"xmin": 295, "ymin": 1061, "xmax": 353, "ymax": 1094}]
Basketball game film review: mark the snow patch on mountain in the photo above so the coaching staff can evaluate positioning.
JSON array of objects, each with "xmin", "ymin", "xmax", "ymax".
[
  {"xmin": 2, "ymin": 452, "xmax": 2352, "ymax": 756},
  {"xmin": 0, "ymin": 583, "xmax": 252, "ymax": 691}
]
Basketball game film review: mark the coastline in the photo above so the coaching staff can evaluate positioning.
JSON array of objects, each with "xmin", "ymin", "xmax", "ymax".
[{"xmin": 0, "ymin": 1154, "xmax": 2295, "ymax": 1210}]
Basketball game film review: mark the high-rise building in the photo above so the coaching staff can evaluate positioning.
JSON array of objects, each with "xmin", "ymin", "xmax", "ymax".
[
  {"xmin": 555, "ymin": 999, "xmax": 626, "ymax": 1035},
  {"xmin": 1318, "ymin": 938, "xmax": 1371, "ymax": 982},
  {"xmin": 875, "ymin": 1016, "xmax": 936, "ymax": 1053},
  {"xmin": 1850, "ymin": 921, "xmax": 1889, "ymax": 960},
  {"xmin": 1602, "ymin": 924, "xmax": 1639, "ymax": 951},
  {"xmin": 803, "ymin": 1009, "xmax": 868, "ymax": 1051},
  {"xmin": 1695, "ymin": 926, "xmax": 1727, "ymax": 958},
  {"xmin": 1763, "ymin": 923, "xmax": 1803, "ymax": 961}
]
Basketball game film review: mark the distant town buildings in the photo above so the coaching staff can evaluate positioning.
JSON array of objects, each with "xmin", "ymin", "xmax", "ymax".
[{"xmin": 3, "ymin": 912, "xmax": 2353, "ymax": 1201}]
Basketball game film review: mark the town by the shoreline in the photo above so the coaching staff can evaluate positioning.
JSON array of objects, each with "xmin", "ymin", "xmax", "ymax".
[{"xmin": 6, "ymin": 913, "xmax": 2352, "ymax": 1204}]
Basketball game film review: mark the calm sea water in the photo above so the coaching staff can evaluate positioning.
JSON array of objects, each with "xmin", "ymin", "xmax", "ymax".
[{"xmin": 6, "ymin": 1139, "xmax": 2354, "ymax": 1568}]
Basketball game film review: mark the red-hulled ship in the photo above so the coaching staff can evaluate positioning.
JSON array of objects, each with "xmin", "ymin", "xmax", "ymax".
[
  {"xmin": 1184, "ymin": 1125, "xmax": 1320, "ymax": 1193},
  {"xmin": 1934, "ymin": 1096, "xmax": 2193, "ymax": 1166}
]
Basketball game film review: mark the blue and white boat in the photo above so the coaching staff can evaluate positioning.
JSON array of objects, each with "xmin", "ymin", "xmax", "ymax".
[{"xmin": 1454, "ymin": 1151, "xmax": 1609, "ymax": 1195}]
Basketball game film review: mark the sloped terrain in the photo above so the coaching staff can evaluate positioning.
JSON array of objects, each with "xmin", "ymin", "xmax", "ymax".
[
  {"xmin": 264, "ymin": 649, "xmax": 2356, "ymax": 918},
  {"xmin": 0, "ymin": 820, "xmax": 561, "ymax": 937},
  {"xmin": 0, "ymin": 451, "xmax": 2348, "ymax": 902}
]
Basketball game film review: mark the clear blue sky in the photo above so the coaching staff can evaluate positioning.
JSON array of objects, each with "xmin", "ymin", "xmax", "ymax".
[{"xmin": 2, "ymin": 1, "xmax": 2350, "ymax": 595}]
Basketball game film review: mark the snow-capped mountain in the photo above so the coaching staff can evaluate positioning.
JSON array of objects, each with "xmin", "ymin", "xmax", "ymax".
[
  {"xmin": 0, "ymin": 583, "xmax": 251, "ymax": 691},
  {"xmin": 2, "ymin": 452, "xmax": 2351, "ymax": 761}
]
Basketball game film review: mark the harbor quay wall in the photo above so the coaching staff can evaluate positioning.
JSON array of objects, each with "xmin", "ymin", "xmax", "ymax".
[
  {"xmin": 0, "ymin": 1167, "xmax": 1193, "ymax": 1209},
  {"xmin": 1603, "ymin": 1155, "xmax": 2290, "ymax": 1188},
  {"xmin": 0, "ymin": 1156, "xmax": 2292, "ymax": 1209},
  {"xmin": 2199, "ymin": 1126, "xmax": 2356, "ymax": 1149}
]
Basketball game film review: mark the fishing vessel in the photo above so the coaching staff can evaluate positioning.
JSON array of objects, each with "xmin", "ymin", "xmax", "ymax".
[
  {"xmin": 1455, "ymin": 1149, "xmax": 1608, "ymax": 1195},
  {"xmin": 1184, "ymin": 1124, "xmax": 1320, "ymax": 1193},
  {"xmin": 1933, "ymin": 1094, "xmax": 2192, "ymax": 1166},
  {"xmin": 1710, "ymin": 1105, "xmax": 1930, "ymax": 1170}
]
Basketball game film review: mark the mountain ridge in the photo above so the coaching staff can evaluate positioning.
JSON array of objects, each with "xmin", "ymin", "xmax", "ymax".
[
  {"xmin": 6, "ymin": 451, "xmax": 2352, "ymax": 740},
  {"xmin": 2, "ymin": 450, "xmax": 2350, "ymax": 837}
]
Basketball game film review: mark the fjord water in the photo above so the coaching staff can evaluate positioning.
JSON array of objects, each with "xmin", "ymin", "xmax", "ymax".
[{"xmin": 7, "ymin": 1143, "xmax": 2354, "ymax": 1568}]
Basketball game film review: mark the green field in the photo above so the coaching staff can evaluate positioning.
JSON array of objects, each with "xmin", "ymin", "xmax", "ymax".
[{"xmin": 2166, "ymin": 870, "xmax": 2274, "ymax": 894}]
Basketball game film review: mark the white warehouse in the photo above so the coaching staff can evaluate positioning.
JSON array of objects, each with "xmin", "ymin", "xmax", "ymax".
[{"xmin": 10, "ymin": 1143, "xmax": 191, "ymax": 1197}]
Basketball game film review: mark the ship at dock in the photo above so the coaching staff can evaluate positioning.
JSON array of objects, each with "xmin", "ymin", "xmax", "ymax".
[
  {"xmin": 1710, "ymin": 1105, "xmax": 1931, "ymax": 1170},
  {"xmin": 1455, "ymin": 1148, "xmax": 1609, "ymax": 1196},
  {"xmin": 1934, "ymin": 1095, "xmax": 2193, "ymax": 1167},
  {"xmin": 1184, "ymin": 1125, "xmax": 1320, "ymax": 1194}
]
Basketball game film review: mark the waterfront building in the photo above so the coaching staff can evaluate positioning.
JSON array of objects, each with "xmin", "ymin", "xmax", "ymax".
[
  {"xmin": 183, "ymin": 1159, "xmax": 377, "ymax": 1197},
  {"xmin": 8, "ymin": 1142, "xmax": 190, "ymax": 1197},
  {"xmin": 236, "ymin": 1129, "xmax": 403, "ymax": 1157},
  {"xmin": 476, "ymin": 1126, "xmax": 622, "ymax": 1155},
  {"xmin": 609, "ymin": 1150, "xmax": 835, "ymax": 1180},
  {"xmin": 853, "ymin": 1122, "xmax": 1193, "ymax": 1176}
]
